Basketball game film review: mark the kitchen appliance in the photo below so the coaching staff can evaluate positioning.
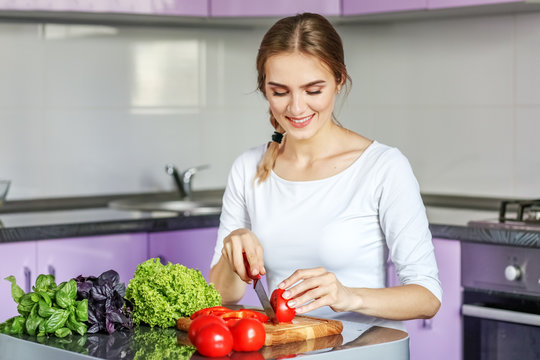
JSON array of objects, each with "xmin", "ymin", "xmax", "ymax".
[
  {"xmin": 468, "ymin": 199, "xmax": 540, "ymax": 232},
  {"xmin": 461, "ymin": 241, "xmax": 540, "ymax": 359}
]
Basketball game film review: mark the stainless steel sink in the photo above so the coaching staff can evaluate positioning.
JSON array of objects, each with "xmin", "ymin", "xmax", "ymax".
[{"xmin": 108, "ymin": 199, "xmax": 221, "ymax": 216}]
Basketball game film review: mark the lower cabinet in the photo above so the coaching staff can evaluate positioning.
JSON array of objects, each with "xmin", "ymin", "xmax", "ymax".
[
  {"xmin": 36, "ymin": 233, "xmax": 148, "ymax": 285},
  {"xmin": 388, "ymin": 238, "xmax": 462, "ymax": 360},
  {"xmin": 148, "ymin": 228, "xmax": 262, "ymax": 306},
  {"xmin": 0, "ymin": 241, "xmax": 37, "ymax": 323}
]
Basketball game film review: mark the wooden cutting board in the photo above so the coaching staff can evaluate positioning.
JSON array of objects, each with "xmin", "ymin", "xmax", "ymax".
[{"xmin": 176, "ymin": 314, "xmax": 343, "ymax": 346}]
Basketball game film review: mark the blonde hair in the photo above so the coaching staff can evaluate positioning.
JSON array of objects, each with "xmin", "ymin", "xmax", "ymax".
[{"xmin": 254, "ymin": 13, "xmax": 351, "ymax": 183}]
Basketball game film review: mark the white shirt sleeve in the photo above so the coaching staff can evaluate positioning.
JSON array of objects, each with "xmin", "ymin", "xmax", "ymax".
[
  {"xmin": 210, "ymin": 151, "xmax": 253, "ymax": 268},
  {"xmin": 377, "ymin": 149, "xmax": 443, "ymax": 302}
]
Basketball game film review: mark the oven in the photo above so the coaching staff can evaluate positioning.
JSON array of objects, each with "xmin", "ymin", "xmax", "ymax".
[{"xmin": 461, "ymin": 242, "xmax": 540, "ymax": 359}]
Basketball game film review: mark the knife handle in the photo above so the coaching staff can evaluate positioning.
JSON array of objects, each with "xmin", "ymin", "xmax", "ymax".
[{"xmin": 242, "ymin": 252, "xmax": 261, "ymax": 281}]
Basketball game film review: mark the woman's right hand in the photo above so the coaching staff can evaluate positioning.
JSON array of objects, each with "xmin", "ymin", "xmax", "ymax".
[{"xmin": 221, "ymin": 228, "xmax": 265, "ymax": 284}]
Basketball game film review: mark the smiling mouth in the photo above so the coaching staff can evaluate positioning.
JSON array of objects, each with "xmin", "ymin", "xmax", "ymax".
[{"xmin": 286, "ymin": 114, "xmax": 314, "ymax": 125}]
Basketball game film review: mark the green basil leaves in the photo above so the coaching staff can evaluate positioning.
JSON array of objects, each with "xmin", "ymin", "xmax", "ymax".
[{"xmin": 0, "ymin": 275, "xmax": 86, "ymax": 338}]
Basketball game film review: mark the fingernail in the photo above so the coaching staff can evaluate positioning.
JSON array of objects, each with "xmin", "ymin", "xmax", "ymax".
[
  {"xmin": 282, "ymin": 291, "xmax": 290, "ymax": 299},
  {"xmin": 287, "ymin": 300, "xmax": 296, "ymax": 307},
  {"xmin": 278, "ymin": 282, "xmax": 285, "ymax": 289}
]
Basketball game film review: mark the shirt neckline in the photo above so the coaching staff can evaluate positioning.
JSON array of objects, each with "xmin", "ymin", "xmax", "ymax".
[{"xmin": 269, "ymin": 140, "xmax": 378, "ymax": 184}]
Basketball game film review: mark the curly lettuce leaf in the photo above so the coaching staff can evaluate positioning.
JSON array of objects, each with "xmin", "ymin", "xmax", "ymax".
[{"xmin": 126, "ymin": 258, "xmax": 221, "ymax": 327}]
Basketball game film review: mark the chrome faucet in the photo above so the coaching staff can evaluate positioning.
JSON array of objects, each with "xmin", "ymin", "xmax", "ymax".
[{"xmin": 165, "ymin": 164, "xmax": 208, "ymax": 199}]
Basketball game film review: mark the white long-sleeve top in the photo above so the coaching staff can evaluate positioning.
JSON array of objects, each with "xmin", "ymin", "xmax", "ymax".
[{"xmin": 211, "ymin": 140, "xmax": 442, "ymax": 311}]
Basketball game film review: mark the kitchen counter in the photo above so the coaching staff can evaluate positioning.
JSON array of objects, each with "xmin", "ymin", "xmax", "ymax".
[
  {"xmin": 0, "ymin": 317, "xmax": 409, "ymax": 360},
  {"xmin": 0, "ymin": 192, "xmax": 538, "ymax": 247}
]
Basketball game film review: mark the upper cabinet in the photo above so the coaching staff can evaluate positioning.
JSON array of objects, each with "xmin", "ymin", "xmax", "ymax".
[
  {"xmin": 342, "ymin": 0, "xmax": 428, "ymax": 15},
  {"xmin": 428, "ymin": 0, "xmax": 523, "ymax": 9},
  {"xmin": 0, "ymin": 0, "xmax": 208, "ymax": 17},
  {"xmin": 0, "ymin": 0, "xmax": 538, "ymax": 23},
  {"xmin": 209, "ymin": 0, "xmax": 340, "ymax": 17}
]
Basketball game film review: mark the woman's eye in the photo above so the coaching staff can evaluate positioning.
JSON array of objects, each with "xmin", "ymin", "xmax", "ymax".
[
  {"xmin": 272, "ymin": 92, "xmax": 287, "ymax": 97},
  {"xmin": 307, "ymin": 90, "xmax": 322, "ymax": 95}
]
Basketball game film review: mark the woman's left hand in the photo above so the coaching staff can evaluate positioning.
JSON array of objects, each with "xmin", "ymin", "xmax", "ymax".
[{"xmin": 278, "ymin": 267, "xmax": 359, "ymax": 314}]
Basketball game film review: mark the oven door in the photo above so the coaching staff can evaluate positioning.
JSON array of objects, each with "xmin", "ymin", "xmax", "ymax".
[{"xmin": 462, "ymin": 290, "xmax": 540, "ymax": 360}]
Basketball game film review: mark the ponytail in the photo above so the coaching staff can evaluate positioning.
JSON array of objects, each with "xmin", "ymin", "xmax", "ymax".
[{"xmin": 254, "ymin": 112, "xmax": 284, "ymax": 184}]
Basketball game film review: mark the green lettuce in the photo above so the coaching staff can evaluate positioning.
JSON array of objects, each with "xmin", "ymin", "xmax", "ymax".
[{"xmin": 126, "ymin": 258, "xmax": 221, "ymax": 327}]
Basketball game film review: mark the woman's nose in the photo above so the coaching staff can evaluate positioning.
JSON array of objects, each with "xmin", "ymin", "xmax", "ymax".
[{"xmin": 288, "ymin": 93, "xmax": 307, "ymax": 115}]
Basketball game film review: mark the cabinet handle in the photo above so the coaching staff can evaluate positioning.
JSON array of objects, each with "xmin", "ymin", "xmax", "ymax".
[
  {"xmin": 24, "ymin": 266, "xmax": 32, "ymax": 293},
  {"xmin": 422, "ymin": 319, "xmax": 433, "ymax": 329},
  {"xmin": 48, "ymin": 265, "xmax": 56, "ymax": 278}
]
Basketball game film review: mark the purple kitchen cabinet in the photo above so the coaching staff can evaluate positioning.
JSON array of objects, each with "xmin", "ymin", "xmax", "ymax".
[
  {"xmin": 36, "ymin": 233, "xmax": 148, "ymax": 286},
  {"xmin": 210, "ymin": 0, "xmax": 340, "ymax": 17},
  {"xmin": 388, "ymin": 238, "xmax": 461, "ymax": 360},
  {"xmin": 428, "ymin": 0, "xmax": 522, "ymax": 9},
  {"xmin": 0, "ymin": 0, "xmax": 208, "ymax": 17},
  {"xmin": 342, "ymin": 0, "xmax": 428, "ymax": 15},
  {"xmin": 148, "ymin": 228, "xmax": 263, "ymax": 306},
  {"xmin": 0, "ymin": 241, "xmax": 37, "ymax": 323}
]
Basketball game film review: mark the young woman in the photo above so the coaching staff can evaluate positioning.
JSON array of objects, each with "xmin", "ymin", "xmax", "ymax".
[{"xmin": 209, "ymin": 13, "xmax": 441, "ymax": 321}]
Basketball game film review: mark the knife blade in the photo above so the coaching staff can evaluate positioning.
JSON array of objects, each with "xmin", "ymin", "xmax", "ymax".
[{"xmin": 243, "ymin": 253, "xmax": 277, "ymax": 324}]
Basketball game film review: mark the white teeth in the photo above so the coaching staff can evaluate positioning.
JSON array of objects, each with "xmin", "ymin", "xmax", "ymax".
[{"xmin": 290, "ymin": 115, "xmax": 312, "ymax": 123}]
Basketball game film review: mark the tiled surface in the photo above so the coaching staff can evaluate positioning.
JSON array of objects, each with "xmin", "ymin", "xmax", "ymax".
[{"xmin": 0, "ymin": 12, "xmax": 539, "ymax": 199}]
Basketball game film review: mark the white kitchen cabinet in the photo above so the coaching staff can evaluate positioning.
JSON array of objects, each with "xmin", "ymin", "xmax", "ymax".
[
  {"xmin": 388, "ymin": 238, "xmax": 462, "ymax": 360},
  {"xmin": 0, "ymin": 241, "xmax": 37, "ymax": 323}
]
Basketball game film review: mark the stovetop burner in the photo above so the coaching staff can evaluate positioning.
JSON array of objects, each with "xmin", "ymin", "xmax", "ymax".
[
  {"xmin": 499, "ymin": 199, "xmax": 540, "ymax": 224},
  {"xmin": 468, "ymin": 198, "xmax": 540, "ymax": 232}
]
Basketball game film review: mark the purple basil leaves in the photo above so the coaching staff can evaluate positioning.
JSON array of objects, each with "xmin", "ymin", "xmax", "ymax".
[{"xmin": 74, "ymin": 270, "xmax": 133, "ymax": 334}]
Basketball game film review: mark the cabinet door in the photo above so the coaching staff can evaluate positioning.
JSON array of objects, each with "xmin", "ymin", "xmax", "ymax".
[
  {"xmin": 342, "ymin": 0, "xmax": 428, "ymax": 15},
  {"xmin": 148, "ymin": 228, "xmax": 263, "ymax": 306},
  {"xmin": 36, "ymin": 233, "xmax": 148, "ymax": 285},
  {"xmin": 0, "ymin": 241, "xmax": 36, "ymax": 322},
  {"xmin": 210, "ymin": 0, "xmax": 340, "ymax": 17},
  {"xmin": 0, "ymin": 0, "xmax": 208, "ymax": 16},
  {"xmin": 389, "ymin": 238, "xmax": 461, "ymax": 360},
  {"xmin": 428, "ymin": 0, "xmax": 522, "ymax": 9}
]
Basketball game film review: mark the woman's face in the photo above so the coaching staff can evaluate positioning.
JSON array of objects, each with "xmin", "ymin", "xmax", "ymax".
[{"xmin": 264, "ymin": 52, "xmax": 341, "ymax": 142}]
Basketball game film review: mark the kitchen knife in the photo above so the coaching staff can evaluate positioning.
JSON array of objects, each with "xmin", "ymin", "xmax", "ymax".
[{"xmin": 243, "ymin": 253, "xmax": 277, "ymax": 324}]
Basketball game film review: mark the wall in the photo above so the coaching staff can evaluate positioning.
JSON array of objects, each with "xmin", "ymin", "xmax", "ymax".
[{"xmin": 0, "ymin": 11, "xmax": 538, "ymax": 200}]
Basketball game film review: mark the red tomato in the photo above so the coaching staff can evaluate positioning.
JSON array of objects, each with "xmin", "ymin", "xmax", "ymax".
[
  {"xmin": 230, "ymin": 318, "xmax": 266, "ymax": 352},
  {"xmin": 270, "ymin": 289, "xmax": 296, "ymax": 323},
  {"xmin": 225, "ymin": 318, "xmax": 240, "ymax": 329},
  {"xmin": 188, "ymin": 315, "xmax": 227, "ymax": 344},
  {"xmin": 194, "ymin": 322, "xmax": 233, "ymax": 357}
]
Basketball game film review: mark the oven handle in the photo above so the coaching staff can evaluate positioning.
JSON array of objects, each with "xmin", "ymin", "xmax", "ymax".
[{"xmin": 462, "ymin": 304, "xmax": 540, "ymax": 327}]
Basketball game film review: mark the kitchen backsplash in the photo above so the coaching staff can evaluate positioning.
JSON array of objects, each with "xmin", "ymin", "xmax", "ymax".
[{"xmin": 1, "ymin": 11, "xmax": 539, "ymax": 199}]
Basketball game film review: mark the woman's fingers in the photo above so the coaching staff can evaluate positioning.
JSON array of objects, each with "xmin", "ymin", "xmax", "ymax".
[
  {"xmin": 222, "ymin": 228, "xmax": 265, "ymax": 283},
  {"xmin": 279, "ymin": 268, "xmax": 345, "ymax": 314}
]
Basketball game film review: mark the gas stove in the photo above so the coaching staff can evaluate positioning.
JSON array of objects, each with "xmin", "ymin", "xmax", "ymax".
[{"xmin": 467, "ymin": 199, "xmax": 540, "ymax": 232}]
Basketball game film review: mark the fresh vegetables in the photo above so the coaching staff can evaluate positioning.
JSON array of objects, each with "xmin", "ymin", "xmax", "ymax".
[
  {"xmin": 0, "ymin": 274, "xmax": 88, "ymax": 338},
  {"xmin": 188, "ymin": 307, "xmax": 267, "ymax": 357},
  {"xmin": 132, "ymin": 326, "xmax": 196, "ymax": 360},
  {"xmin": 230, "ymin": 318, "xmax": 266, "ymax": 352},
  {"xmin": 125, "ymin": 258, "xmax": 221, "ymax": 327},
  {"xmin": 188, "ymin": 315, "xmax": 228, "ymax": 344},
  {"xmin": 270, "ymin": 289, "xmax": 295, "ymax": 324},
  {"xmin": 74, "ymin": 269, "xmax": 133, "ymax": 334},
  {"xmin": 190, "ymin": 306, "xmax": 268, "ymax": 323},
  {"xmin": 192, "ymin": 322, "xmax": 234, "ymax": 357}
]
